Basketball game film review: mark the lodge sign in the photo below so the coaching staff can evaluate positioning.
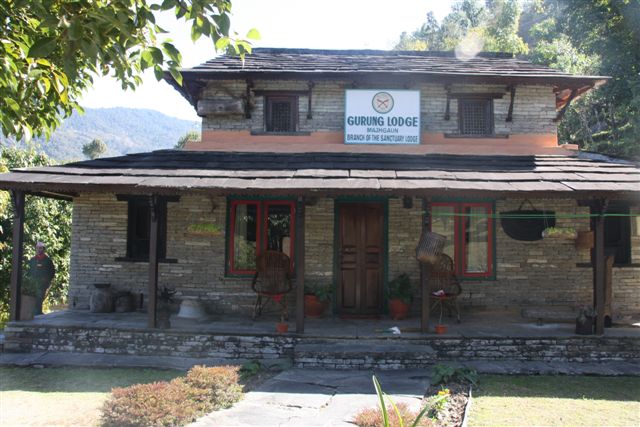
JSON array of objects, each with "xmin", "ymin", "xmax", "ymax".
[{"xmin": 344, "ymin": 89, "xmax": 420, "ymax": 145}]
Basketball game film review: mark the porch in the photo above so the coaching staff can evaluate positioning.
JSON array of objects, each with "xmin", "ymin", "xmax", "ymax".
[{"xmin": 4, "ymin": 310, "xmax": 639, "ymax": 369}]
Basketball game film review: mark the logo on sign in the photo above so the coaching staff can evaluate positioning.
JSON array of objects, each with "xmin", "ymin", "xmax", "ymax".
[{"xmin": 372, "ymin": 92, "xmax": 394, "ymax": 114}]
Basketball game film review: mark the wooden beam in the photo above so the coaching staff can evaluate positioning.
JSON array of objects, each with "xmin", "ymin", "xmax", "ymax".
[
  {"xmin": 147, "ymin": 194, "xmax": 160, "ymax": 328},
  {"xmin": 420, "ymin": 197, "xmax": 430, "ymax": 333},
  {"xmin": 295, "ymin": 196, "xmax": 306, "ymax": 333},
  {"xmin": 506, "ymin": 85, "xmax": 516, "ymax": 122},
  {"xmin": 307, "ymin": 81, "xmax": 314, "ymax": 120},
  {"xmin": 593, "ymin": 199, "xmax": 607, "ymax": 335},
  {"xmin": 554, "ymin": 88, "xmax": 578, "ymax": 122},
  {"xmin": 9, "ymin": 190, "xmax": 25, "ymax": 321},
  {"xmin": 444, "ymin": 84, "xmax": 451, "ymax": 121}
]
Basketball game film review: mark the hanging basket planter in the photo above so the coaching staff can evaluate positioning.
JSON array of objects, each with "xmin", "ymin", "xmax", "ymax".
[
  {"xmin": 575, "ymin": 230, "xmax": 594, "ymax": 250},
  {"xmin": 500, "ymin": 200, "xmax": 555, "ymax": 242},
  {"xmin": 542, "ymin": 227, "xmax": 577, "ymax": 240},
  {"xmin": 415, "ymin": 231, "xmax": 446, "ymax": 264}
]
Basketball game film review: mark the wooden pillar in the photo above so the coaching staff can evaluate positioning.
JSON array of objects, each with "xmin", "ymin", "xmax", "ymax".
[
  {"xmin": 593, "ymin": 199, "xmax": 607, "ymax": 335},
  {"xmin": 420, "ymin": 197, "xmax": 430, "ymax": 333},
  {"xmin": 147, "ymin": 195, "xmax": 160, "ymax": 328},
  {"xmin": 295, "ymin": 196, "xmax": 306, "ymax": 333},
  {"xmin": 9, "ymin": 190, "xmax": 25, "ymax": 321}
]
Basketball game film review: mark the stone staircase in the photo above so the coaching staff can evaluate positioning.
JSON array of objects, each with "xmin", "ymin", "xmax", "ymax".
[{"xmin": 294, "ymin": 338, "xmax": 436, "ymax": 370}]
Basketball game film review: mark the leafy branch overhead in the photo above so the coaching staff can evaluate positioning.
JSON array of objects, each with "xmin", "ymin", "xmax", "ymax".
[{"xmin": 0, "ymin": 0, "xmax": 260, "ymax": 141}]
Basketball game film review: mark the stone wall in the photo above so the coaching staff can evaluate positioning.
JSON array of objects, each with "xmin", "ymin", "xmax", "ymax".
[
  {"xmin": 69, "ymin": 194, "xmax": 639, "ymax": 319},
  {"xmin": 200, "ymin": 80, "xmax": 557, "ymax": 135}
]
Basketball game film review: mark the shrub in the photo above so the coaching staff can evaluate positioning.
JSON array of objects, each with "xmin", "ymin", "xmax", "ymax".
[
  {"xmin": 431, "ymin": 364, "xmax": 478, "ymax": 386},
  {"xmin": 353, "ymin": 403, "xmax": 434, "ymax": 427},
  {"xmin": 184, "ymin": 365, "xmax": 243, "ymax": 410},
  {"xmin": 101, "ymin": 380, "xmax": 201, "ymax": 427}
]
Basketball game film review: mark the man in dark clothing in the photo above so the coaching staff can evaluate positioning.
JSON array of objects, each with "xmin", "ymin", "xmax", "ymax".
[{"xmin": 27, "ymin": 241, "xmax": 55, "ymax": 315}]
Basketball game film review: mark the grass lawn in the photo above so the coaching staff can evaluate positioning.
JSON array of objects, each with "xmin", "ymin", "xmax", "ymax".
[
  {"xmin": 469, "ymin": 375, "xmax": 640, "ymax": 427},
  {"xmin": 0, "ymin": 366, "xmax": 184, "ymax": 427}
]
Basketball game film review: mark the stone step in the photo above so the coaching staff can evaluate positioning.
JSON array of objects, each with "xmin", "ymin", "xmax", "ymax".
[
  {"xmin": 521, "ymin": 306, "xmax": 576, "ymax": 321},
  {"xmin": 294, "ymin": 339, "xmax": 436, "ymax": 370}
]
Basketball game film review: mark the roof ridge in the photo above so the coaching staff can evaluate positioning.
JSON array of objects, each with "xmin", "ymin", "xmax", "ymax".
[{"xmin": 248, "ymin": 48, "xmax": 516, "ymax": 59}]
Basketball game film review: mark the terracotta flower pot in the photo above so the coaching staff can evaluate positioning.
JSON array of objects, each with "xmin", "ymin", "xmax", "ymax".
[
  {"xmin": 276, "ymin": 322, "xmax": 289, "ymax": 333},
  {"xmin": 434, "ymin": 324, "xmax": 447, "ymax": 335},
  {"xmin": 304, "ymin": 295, "xmax": 328, "ymax": 318},
  {"xmin": 388, "ymin": 298, "xmax": 410, "ymax": 320}
]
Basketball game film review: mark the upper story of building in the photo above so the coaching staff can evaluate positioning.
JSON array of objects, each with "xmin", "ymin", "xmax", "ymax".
[{"xmin": 165, "ymin": 48, "xmax": 607, "ymax": 156}]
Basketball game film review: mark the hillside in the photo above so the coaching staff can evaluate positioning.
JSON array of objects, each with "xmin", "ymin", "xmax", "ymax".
[{"xmin": 2, "ymin": 108, "xmax": 199, "ymax": 161}]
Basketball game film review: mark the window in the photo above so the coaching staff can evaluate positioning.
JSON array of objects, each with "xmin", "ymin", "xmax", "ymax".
[
  {"xmin": 458, "ymin": 98, "xmax": 493, "ymax": 136},
  {"xmin": 124, "ymin": 197, "xmax": 167, "ymax": 260},
  {"xmin": 228, "ymin": 200, "xmax": 295, "ymax": 274},
  {"xmin": 604, "ymin": 205, "xmax": 631, "ymax": 265},
  {"xmin": 430, "ymin": 202, "xmax": 494, "ymax": 278},
  {"xmin": 265, "ymin": 95, "xmax": 298, "ymax": 132}
]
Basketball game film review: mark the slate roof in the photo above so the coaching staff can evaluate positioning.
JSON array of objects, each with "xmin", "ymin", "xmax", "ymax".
[{"xmin": 1, "ymin": 151, "xmax": 638, "ymax": 199}]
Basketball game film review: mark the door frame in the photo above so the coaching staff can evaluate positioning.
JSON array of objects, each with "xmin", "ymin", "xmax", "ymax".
[{"xmin": 333, "ymin": 197, "xmax": 389, "ymax": 315}]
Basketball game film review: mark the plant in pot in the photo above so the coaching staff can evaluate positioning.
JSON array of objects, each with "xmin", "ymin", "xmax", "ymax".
[
  {"xmin": 157, "ymin": 286, "xmax": 176, "ymax": 329},
  {"xmin": 304, "ymin": 283, "xmax": 332, "ymax": 318},
  {"xmin": 575, "ymin": 305, "xmax": 596, "ymax": 335},
  {"xmin": 20, "ymin": 273, "xmax": 38, "ymax": 320},
  {"xmin": 387, "ymin": 274, "xmax": 412, "ymax": 320},
  {"xmin": 276, "ymin": 312, "xmax": 289, "ymax": 333}
]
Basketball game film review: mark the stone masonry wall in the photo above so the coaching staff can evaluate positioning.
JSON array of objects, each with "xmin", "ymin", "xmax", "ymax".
[
  {"xmin": 69, "ymin": 194, "xmax": 639, "ymax": 319},
  {"xmin": 201, "ymin": 80, "xmax": 557, "ymax": 135}
]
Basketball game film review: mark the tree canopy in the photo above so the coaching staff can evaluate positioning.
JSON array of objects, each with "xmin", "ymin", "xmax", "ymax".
[
  {"xmin": 0, "ymin": 0, "xmax": 259, "ymax": 142},
  {"xmin": 82, "ymin": 138, "xmax": 108, "ymax": 159},
  {"xmin": 396, "ymin": 0, "xmax": 640, "ymax": 159}
]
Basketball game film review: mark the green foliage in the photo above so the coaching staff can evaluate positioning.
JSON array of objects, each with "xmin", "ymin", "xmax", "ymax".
[
  {"xmin": 431, "ymin": 364, "xmax": 478, "ymax": 386},
  {"xmin": 0, "ymin": 0, "xmax": 260, "ymax": 142},
  {"xmin": 81, "ymin": 138, "xmax": 107, "ymax": 160},
  {"xmin": 304, "ymin": 283, "xmax": 333, "ymax": 302},
  {"xmin": 175, "ymin": 130, "xmax": 201, "ymax": 149},
  {"xmin": 0, "ymin": 147, "xmax": 72, "ymax": 325},
  {"xmin": 239, "ymin": 360, "xmax": 263, "ymax": 381},
  {"xmin": 101, "ymin": 365, "xmax": 242, "ymax": 427},
  {"xmin": 363, "ymin": 375, "xmax": 434, "ymax": 427},
  {"xmin": 387, "ymin": 273, "xmax": 412, "ymax": 304}
]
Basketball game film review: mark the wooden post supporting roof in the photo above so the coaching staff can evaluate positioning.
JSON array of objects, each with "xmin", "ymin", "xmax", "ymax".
[
  {"xmin": 593, "ymin": 199, "xmax": 607, "ymax": 335},
  {"xmin": 148, "ymin": 195, "xmax": 160, "ymax": 328},
  {"xmin": 420, "ymin": 197, "xmax": 430, "ymax": 333},
  {"xmin": 9, "ymin": 190, "xmax": 25, "ymax": 321},
  {"xmin": 295, "ymin": 196, "xmax": 306, "ymax": 333}
]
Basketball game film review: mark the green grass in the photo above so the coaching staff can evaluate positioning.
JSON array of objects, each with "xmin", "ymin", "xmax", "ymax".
[
  {"xmin": 0, "ymin": 366, "xmax": 184, "ymax": 426},
  {"xmin": 469, "ymin": 375, "xmax": 640, "ymax": 427}
]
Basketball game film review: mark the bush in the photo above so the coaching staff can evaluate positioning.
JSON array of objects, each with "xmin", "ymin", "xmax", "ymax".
[
  {"xmin": 101, "ymin": 365, "xmax": 243, "ymax": 426},
  {"xmin": 101, "ymin": 380, "xmax": 202, "ymax": 427},
  {"xmin": 431, "ymin": 364, "xmax": 478, "ymax": 386},
  {"xmin": 184, "ymin": 365, "xmax": 243, "ymax": 410},
  {"xmin": 353, "ymin": 403, "xmax": 434, "ymax": 427}
]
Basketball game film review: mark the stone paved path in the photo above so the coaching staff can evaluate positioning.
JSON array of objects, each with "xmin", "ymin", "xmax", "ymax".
[{"xmin": 189, "ymin": 368, "xmax": 430, "ymax": 427}]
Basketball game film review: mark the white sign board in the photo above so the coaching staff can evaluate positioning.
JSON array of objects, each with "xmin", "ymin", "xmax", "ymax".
[{"xmin": 344, "ymin": 90, "xmax": 420, "ymax": 145}]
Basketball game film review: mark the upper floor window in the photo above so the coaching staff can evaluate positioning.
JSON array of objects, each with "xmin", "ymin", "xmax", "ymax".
[
  {"xmin": 459, "ymin": 98, "xmax": 494, "ymax": 136},
  {"xmin": 430, "ymin": 201, "xmax": 494, "ymax": 279},
  {"xmin": 265, "ymin": 95, "xmax": 298, "ymax": 132}
]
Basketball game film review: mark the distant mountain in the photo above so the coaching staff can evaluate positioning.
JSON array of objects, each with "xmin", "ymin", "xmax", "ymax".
[{"xmin": 3, "ymin": 107, "xmax": 199, "ymax": 161}]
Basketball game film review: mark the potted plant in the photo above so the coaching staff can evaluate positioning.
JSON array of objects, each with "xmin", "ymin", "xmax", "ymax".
[
  {"xmin": 542, "ymin": 226, "xmax": 577, "ymax": 239},
  {"xmin": 157, "ymin": 286, "xmax": 176, "ymax": 329},
  {"xmin": 387, "ymin": 274, "xmax": 412, "ymax": 320},
  {"xmin": 20, "ymin": 274, "xmax": 38, "ymax": 320},
  {"xmin": 276, "ymin": 313, "xmax": 289, "ymax": 333},
  {"xmin": 304, "ymin": 284, "xmax": 332, "ymax": 318},
  {"xmin": 575, "ymin": 305, "xmax": 596, "ymax": 335}
]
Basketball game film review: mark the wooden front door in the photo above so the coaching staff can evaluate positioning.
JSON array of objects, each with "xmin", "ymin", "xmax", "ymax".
[{"xmin": 337, "ymin": 202, "xmax": 384, "ymax": 315}]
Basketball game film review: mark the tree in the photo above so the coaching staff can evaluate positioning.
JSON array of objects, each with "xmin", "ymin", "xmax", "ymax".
[
  {"xmin": 174, "ymin": 130, "xmax": 201, "ymax": 149},
  {"xmin": 82, "ymin": 138, "xmax": 107, "ymax": 160},
  {"xmin": 0, "ymin": 0, "xmax": 259, "ymax": 142},
  {"xmin": 0, "ymin": 147, "xmax": 72, "ymax": 326}
]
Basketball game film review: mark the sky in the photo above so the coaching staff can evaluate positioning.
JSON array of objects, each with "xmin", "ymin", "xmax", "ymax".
[{"xmin": 80, "ymin": 1, "xmax": 454, "ymax": 121}]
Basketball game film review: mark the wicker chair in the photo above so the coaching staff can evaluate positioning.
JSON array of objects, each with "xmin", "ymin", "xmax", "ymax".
[
  {"xmin": 429, "ymin": 253, "xmax": 462, "ymax": 323},
  {"xmin": 251, "ymin": 251, "xmax": 292, "ymax": 320}
]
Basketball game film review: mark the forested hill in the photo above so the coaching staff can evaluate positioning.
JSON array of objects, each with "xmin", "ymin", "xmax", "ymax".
[{"xmin": 3, "ymin": 108, "xmax": 199, "ymax": 161}]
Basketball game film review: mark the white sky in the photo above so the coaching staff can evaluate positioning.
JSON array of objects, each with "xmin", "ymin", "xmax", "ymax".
[{"xmin": 80, "ymin": 0, "xmax": 453, "ymax": 121}]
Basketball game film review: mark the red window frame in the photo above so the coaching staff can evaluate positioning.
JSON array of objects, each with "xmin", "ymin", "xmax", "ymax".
[
  {"xmin": 228, "ymin": 200, "xmax": 295, "ymax": 275},
  {"xmin": 430, "ymin": 202, "xmax": 494, "ymax": 279}
]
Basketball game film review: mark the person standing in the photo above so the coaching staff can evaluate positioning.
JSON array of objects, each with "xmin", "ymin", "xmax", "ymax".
[{"xmin": 27, "ymin": 241, "xmax": 56, "ymax": 315}]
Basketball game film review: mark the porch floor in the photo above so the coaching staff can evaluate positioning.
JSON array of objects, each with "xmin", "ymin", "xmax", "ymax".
[{"xmin": 20, "ymin": 309, "xmax": 640, "ymax": 339}]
